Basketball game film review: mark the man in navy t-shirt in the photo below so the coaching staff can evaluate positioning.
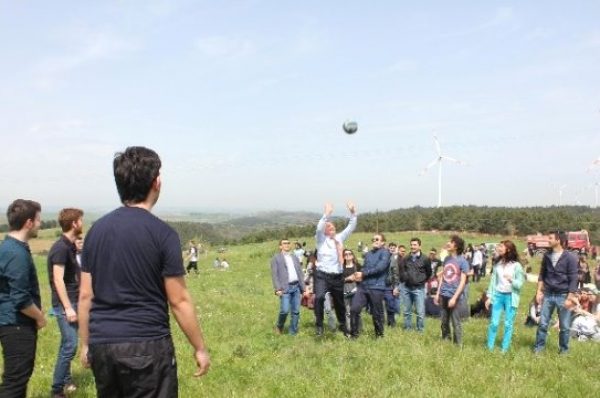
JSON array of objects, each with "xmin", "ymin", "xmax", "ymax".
[
  {"xmin": 78, "ymin": 146, "xmax": 210, "ymax": 397},
  {"xmin": 47, "ymin": 207, "xmax": 83, "ymax": 397}
]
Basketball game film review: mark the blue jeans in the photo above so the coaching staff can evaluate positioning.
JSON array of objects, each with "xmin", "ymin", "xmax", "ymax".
[
  {"xmin": 534, "ymin": 292, "xmax": 572, "ymax": 353},
  {"xmin": 402, "ymin": 285, "xmax": 426, "ymax": 331},
  {"xmin": 52, "ymin": 307, "xmax": 79, "ymax": 393},
  {"xmin": 276, "ymin": 284, "xmax": 301, "ymax": 335},
  {"xmin": 383, "ymin": 288, "xmax": 399, "ymax": 325},
  {"xmin": 487, "ymin": 292, "xmax": 516, "ymax": 352}
]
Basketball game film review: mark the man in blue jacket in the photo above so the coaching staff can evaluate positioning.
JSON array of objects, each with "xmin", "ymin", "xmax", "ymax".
[
  {"xmin": 270, "ymin": 238, "xmax": 307, "ymax": 336},
  {"xmin": 533, "ymin": 230, "xmax": 579, "ymax": 354},
  {"xmin": 0, "ymin": 199, "xmax": 46, "ymax": 397},
  {"xmin": 349, "ymin": 233, "xmax": 391, "ymax": 338}
]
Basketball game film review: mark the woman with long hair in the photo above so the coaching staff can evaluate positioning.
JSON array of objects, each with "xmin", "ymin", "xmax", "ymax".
[
  {"xmin": 485, "ymin": 240, "xmax": 525, "ymax": 352},
  {"xmin": 342, "ymin": 249, "xmax": 361, "ymax": 332}
]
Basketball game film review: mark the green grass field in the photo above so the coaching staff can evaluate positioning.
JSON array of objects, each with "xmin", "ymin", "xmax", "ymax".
[{"xmin": 3, "ymin": 232, "xmax": 600, "ymax": 397}]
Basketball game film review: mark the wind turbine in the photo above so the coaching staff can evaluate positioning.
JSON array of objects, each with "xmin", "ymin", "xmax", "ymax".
[
  {"xmin": 419, "ymin": 135, "xmax": 467, "ymax": 208},
  {"xmin": 586, "ymin": 156, "xmax": 600, "ymax": 172},
  {"xmin": 553, "ymin": 184, "xmax": 567, "ymax": 206},
  {"xmin": 588, "ymin": 182, "xmax": 600, "ymax": 208},
  {"xmin": 586, "ymin": 157, "xmax": 600, "ymax": 207}
]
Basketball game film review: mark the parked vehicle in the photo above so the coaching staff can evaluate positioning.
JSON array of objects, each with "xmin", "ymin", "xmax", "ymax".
[{"xmin": 526, "ymin": 230, "xmax": 591, "ymax": 257}]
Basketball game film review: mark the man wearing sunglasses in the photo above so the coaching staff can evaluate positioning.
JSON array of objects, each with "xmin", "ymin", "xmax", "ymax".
[
  {"xmin": 314, "ymin": 202, "xmax": 357, "ymax": 336},
  {"xmin": 349, "ymin": 233, "xmax": 391, "ymax": 338}
]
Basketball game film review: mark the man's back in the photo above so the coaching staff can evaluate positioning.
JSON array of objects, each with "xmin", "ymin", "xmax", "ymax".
[{"xmin": 82, "ymin": 206, "xmax": 184, "ymax": 344}]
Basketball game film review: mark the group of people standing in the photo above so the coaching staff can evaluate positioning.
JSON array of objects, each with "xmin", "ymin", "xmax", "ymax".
[
  {"xmin": 271, "ymin": 204, "xmax": 586, "ymax": 356},
  {"xmin": 0, "ymin": 147, "xmax": 210, "ymax": 398}
]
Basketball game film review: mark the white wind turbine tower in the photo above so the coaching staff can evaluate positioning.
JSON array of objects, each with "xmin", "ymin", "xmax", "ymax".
[
  {"xmin": 420, "ymin": 135, "xmax": 467, "ymax": 208},
  {"xmin": 554, "ymin": 184, "xmax": 567, "ymax": 206},
  {"xmin": 587, "ymin": 157, "xmax": 600, "ymax": 207},
  {"xmin": 588, "ymin": 182, "xmax": 600, "ymax": 208}
]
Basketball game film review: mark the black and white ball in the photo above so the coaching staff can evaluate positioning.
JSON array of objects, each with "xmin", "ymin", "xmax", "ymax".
[{"xmin": 342, "ymin": 120, "xmax": 358, "ymax": 134}]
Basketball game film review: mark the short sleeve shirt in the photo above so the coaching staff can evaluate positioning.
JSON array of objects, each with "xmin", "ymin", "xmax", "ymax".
[
  {"xmin": 439, "ymin": 255, "xmax": 470, "ymax": 298},
  {"xmin": 81, "ymin": 206, "xmax": 185, "ymax": 344},
  {"xmin": 47, "ymin": 235, "xmax": 79, "ymax": 308}
]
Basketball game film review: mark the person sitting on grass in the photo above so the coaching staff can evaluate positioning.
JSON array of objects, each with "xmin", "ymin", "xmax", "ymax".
[
  {"xmin": 470, "ymin": 292, "xmax": 490, "ymax": 318},
  {"xmin": 425, "ymin": 287, "xmax": 441, "ymax": 318},
  {"xmin": 570, "ymin": 289, "xmax": 600, "ymax": 342}
]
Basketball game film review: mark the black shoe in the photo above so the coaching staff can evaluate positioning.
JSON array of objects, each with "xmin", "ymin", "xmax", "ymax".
[{"xmin": 316, "ymin": 326, "xmax": 324, "ymax": 336}]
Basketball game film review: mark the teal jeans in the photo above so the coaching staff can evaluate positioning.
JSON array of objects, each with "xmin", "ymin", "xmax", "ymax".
[{"xmin": 487, "ymin": 292, "xmax": 517, "ymax": 352}]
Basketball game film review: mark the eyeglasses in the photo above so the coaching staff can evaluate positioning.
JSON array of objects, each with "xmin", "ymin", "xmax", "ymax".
[
  {"xmin": 343, "ymin": 252, "xmax": 353, "ymax": 256},
  {"xmin": 372, "ymin": 238, "xmax": 381, "ymax": 242},
  {"xmin": 281, "ymin": 242, "xmax": 291, "ymax": 245}
]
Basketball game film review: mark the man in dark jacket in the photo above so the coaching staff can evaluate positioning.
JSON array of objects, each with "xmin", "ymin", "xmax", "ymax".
[
  {"xmin": 270, "ymin": 239, "xmax": 307, "ymax": 335},
  {"xmin": 398, "ymin": 238, "xmax": 432, "ymax": 332},
  {"xmin": 349, "ymin": 233, "xmax": 391, "ymax": 338},
  {"xmin": 533, "ymin": 230, "xmax": 579, "ymax": 354}
]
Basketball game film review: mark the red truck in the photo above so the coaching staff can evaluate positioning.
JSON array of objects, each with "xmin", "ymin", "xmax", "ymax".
[{"xmin": 526, "ymin": 230, "xmax": 591, "ymax": 257}]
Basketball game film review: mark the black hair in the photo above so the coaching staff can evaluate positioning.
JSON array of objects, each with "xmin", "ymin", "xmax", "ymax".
[
  {"xmin": 6, "ymin": 199, "xmax": 41, "ymax": 231},
  {"xmin": 113, "ymin": 146, "xmax": 161, "ymax": 204},
  {"xmin": 449, "ymin": 234, "xmax": 465, "ymax": 255}
]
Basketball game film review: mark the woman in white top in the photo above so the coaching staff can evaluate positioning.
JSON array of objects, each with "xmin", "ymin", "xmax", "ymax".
[{"xmin": 485, "ymin": 240, "xmax": 525, "ymax": 353}]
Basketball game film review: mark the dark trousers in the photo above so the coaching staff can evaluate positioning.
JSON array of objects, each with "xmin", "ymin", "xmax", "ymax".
[
  {"xmin": 440, "ymin": 296, "xmax": 463, "ymax": 345},
  {"xmin": 314, "ymin": 271, "xmax": 346, "ymax": 330},
  {"xmin": 472, "ymin": 266, "xmax": 481, "ymax": 282},
  {"xmin": 350, "ymin": 286, "xmax": 385, "ymax": 337},
  {"xmin": 186, "ymin": 261, "xmax": 198, "ymax": 273},
  {"xmin": 89, "ymin": 336, "xmax": 178, "ymax": 398},
  {"xmin": 0, "ymin": 325, "xmax": 37, "ymax": 398}
]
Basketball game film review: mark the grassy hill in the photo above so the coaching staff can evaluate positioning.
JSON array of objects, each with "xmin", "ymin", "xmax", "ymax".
[{"xmin": 3, "ymin": 232, "xmax": 600, "ymax": 397}]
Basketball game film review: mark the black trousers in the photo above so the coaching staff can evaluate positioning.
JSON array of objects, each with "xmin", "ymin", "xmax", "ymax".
[
  {"xmin": 0, "ymin": 324, "xmax": 37, "ymax": 398},
  {"xmin": 89, "ymin": 336, "xmax": 178, "ymax": 398},
  {"xmin": 350, "ymin": 286, "xmax": 385, "ymax": 337},
  {"xmin": 314, "ymin": 270, "xmax": 346, "ymax": 330}
]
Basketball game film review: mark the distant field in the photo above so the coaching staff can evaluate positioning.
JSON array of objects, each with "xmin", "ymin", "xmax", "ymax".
[{"xmin": 2, "ymin": 231, "xmax": 599, "ymax": 397}]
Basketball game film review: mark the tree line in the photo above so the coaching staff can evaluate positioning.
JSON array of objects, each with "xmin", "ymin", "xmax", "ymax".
[
  {"xmin": 0, "ymin": 219, "xmax": 58, "ymax": 233},
  {"xmin": 168, "ymin": 206, "xmax": 600, "ymax": 247}
]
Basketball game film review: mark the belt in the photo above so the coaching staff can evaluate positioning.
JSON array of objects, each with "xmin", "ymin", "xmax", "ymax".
[
  {"xmin": 289, "ymin": 281, "xmax": 299, "ymax": 285},
  {"xmin": 316, "ymin": 270, "xmax": 342, "ymax": 277}
]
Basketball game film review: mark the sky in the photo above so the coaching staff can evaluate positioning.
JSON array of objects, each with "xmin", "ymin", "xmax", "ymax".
[{"xmin": 1, "ymin": 1, "xmax": 600, "ymax": 214}]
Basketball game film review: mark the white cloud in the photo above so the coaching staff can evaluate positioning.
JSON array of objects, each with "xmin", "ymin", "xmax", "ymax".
[
  {"xmin": 33, "ymin": 31, "xmax": 139, "ymax": 88},
  {"xmin": 194, "ymin": 36, "xmax": 256, "ymax": 59}
]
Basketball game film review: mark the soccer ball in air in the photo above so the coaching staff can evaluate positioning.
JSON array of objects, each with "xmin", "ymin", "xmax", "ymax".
[{"xmin": 342, "ymin": 120, "xmax": 358, "ymax": 134}]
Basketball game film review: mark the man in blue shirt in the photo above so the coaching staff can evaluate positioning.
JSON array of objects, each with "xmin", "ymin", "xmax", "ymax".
[
  {"xmin": 78, "ymin": 147, "xmax": 210, "ymax": 397},
  {"xmin": 0, "ymin": 199, "xmax": 46, "ymax": 397},
  {"xmin": 533, "ymin": 230, "xmax": 579, "ymax": 354},
  {"xmin": 349, "ymin": 233, "xmax": 391, "ymax": 338}
]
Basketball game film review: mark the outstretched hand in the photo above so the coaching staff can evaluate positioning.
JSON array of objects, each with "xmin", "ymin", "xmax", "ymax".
[
  {"xmin": 347, "ymin": 202, "xmax": 356, "ymax": 214},
  {"xmin": 324, "ymin": 203, "xmax": 334, "ymax": 216}
]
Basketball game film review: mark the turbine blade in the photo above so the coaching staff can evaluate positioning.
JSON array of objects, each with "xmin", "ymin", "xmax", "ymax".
[
  {"xmin": 441, "ymin": 156, "xmax": 467, "ymax": 165},
  {"xmin": 433, "ymin": 136, "xmax": 441, "ymax": 156},
  {"xmin": 587, "ymin": 157, "xmax": 600, "ymax": 171},
  {"xmin": 419, "ymin": 159, "xmax": 439, "ymax": 175}
]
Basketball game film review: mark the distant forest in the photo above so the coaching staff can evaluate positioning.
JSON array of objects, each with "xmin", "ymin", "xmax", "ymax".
[
  {"xmin": 168, "ymin": 206, "xmax": 600, "ymax": 247},
  {"xmin": 0, "ymin": 219, "xmax": 58, "ymax": 233}
]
